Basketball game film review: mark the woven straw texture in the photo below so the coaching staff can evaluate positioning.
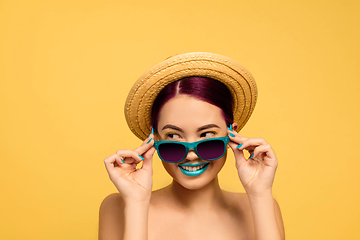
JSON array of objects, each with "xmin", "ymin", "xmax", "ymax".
[{"xmin": 124, "ymin": 52, "xmax": 257, "ymax": 140}]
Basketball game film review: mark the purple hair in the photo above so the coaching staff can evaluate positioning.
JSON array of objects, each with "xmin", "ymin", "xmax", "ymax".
[{"xmin": 151, "ymin": 77, "xmax": 234, "ymax": 132}]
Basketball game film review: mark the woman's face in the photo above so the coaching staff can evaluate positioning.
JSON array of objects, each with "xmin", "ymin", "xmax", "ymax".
[{"xmin": 156, "ymin": 94, "xmax": 229, "ymax": 190}]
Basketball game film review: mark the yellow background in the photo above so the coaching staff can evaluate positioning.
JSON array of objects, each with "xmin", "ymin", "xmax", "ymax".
[{"xmin": 1, "ymin": 0, "xmax": 359, "ymax": 239}]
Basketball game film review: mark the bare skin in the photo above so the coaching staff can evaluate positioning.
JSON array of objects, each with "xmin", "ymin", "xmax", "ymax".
[{"xmin": 99, "ymin": 95, "xmax": 285, "ymax": 240}]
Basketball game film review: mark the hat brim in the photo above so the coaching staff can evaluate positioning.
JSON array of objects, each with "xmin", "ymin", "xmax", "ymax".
[{"xmin": 124, "ymin": 52, "xmax": 257, "ymax": 140}]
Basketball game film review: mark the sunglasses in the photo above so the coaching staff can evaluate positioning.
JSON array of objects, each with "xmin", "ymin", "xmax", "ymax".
[{"xmin": 153, "ymin": 136, "xmax": 230, "ymax": 163}]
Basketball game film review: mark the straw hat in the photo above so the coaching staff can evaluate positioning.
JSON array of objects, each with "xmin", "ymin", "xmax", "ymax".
[{"xmin": 124, "ymin": 52, "xmax": 257, "ymax": 140}]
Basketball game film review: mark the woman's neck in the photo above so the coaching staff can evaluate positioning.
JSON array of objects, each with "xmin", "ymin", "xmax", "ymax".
[{"xmin": 166, "ymin": 176, "xmax": 226, "ymax": 211}]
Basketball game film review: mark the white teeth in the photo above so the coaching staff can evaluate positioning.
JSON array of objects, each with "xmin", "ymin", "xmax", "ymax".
[{"xmin": 180, "ymin": 164, "xmax": 207, "ymax": 172}]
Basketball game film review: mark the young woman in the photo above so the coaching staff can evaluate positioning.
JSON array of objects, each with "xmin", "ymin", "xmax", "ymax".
[{"xmin": 99, "ymin": 53, "xmax": 285, "ymax": 240}]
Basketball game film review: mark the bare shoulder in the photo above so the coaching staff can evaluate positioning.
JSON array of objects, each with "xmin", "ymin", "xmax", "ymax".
[
  {"xmin": 222, "ymin": 190, "xmax": 282, "ymax": 215},
  {"xmin": 222, "ymin": 191, "xmax": 283, "ymax": 214},
  {"xmin": 150, "ymin": 187, "xmax": 168, "ymax": 202},
  {"xmin": 222, "ymin": 191, "xmax": 284, "ymax": 239},
  {"xmin": 148, "ymin": 186, "xmax": 181, "ymax": 209},
  {"xmin": 98, "ymin": 193, "xmax": 125, "ymax": 240},
  {"xmin": 100, "ymin": 193, "xmax": 125, "ymax": 215},
  {"xmin": 222, "ymin": 191, "xmax": 251, "ymax": 208},
  {"xmin": 100, "ymin": 192, "xmax": 124, "ymax": 206},
  {"xmin": 221, "ymin": 191, "xmax": 254, "ymax": 223}
]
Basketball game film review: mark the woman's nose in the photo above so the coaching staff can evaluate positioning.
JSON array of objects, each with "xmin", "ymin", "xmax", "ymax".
[{"xmin": 185, "ymin": 149, "xmax": 199, "ymax": 161}]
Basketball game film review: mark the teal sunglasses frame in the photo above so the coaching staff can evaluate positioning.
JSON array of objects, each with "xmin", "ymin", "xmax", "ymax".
[{"xmin": 153, "ymin": 136, "xmax": 230, "ymax": 163}]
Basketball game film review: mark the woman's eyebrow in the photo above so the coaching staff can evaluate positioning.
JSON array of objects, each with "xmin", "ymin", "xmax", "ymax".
[
  {"xmin": 161, "ymin": 124, "xmax": 183, "ymax": 132},
  {"xmin": 197, "ymin": 124, "xmax": 220, "ymax": 132}
]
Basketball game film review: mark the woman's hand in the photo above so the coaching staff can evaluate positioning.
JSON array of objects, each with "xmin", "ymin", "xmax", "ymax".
[
  {"xmin": 227, "ymin": 129, "xmax": 278, "ymax": 197},
  {"xmin": 104, "ymin": 133, "xmax": 155, "ymax": 204}
]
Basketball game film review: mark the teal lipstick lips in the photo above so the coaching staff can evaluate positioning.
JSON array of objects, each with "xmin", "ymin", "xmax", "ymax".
[{"xmin": 178, "ymin": 162, "xmax": 210, "ymax": 176}]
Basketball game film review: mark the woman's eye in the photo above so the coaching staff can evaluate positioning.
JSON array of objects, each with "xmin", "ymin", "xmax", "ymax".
[
  {"xmin": 201, "ymin": 132, "xmax": 215, "ymax": 138},
  {"xmin": 166, "ymin": 133, "xmax": 181, "ymax": 140}
]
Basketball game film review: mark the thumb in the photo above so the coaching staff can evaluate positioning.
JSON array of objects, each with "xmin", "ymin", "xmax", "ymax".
[
  {"xmin": 141, "ymin": 146, "xmax": 156, "ymax": 172},
  {"xmin": 228, "ymin": 141, "xmax": 247, "ymax": 169}
]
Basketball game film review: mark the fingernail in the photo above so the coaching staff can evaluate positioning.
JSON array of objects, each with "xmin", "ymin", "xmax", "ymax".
[
  {"xmin": 236, "ymin": 143, "xmax": 243, "ymax": 149},
  {"xmin": 147, "ymin": 138, "xmax": 153, "ymax": 144},
  {"xmin": 147, "ymin": 127, "xmax": 154, "ymax": 139},
  {"xmin": 250, "ymin": 153, "xmax": 254, "ymax": 159},
  {"xmin": 227, "ymin": 125, "xmax": 233, "ymax": 131},
  {"xmin": 230, "ymin": 133, "xmax": 235, "ymax": 137},
  {"xmin": 139, "ymin": 155, "xmax": 144, "ymax": 160},
  {"xmin": 121, "ymin": 158, "xmax": 125, "ymax": 163}
]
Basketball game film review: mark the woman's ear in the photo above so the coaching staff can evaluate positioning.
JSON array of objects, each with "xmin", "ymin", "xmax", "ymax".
[{"xmin": 231, "ymin": 122, "xmax": 238, "ymax": 131}]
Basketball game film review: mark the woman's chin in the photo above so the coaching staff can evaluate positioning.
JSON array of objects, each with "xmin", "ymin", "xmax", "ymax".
[{"xmin": 173, "ymin": 177, "xmax": 217, "ymax": 190}]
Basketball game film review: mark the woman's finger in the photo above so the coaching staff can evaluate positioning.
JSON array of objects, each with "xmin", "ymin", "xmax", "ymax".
[
  {"xmin": 227, "ymin": 139, "xmax": 249, "ymax": 168},
  {"xmin": 251, "ymin": 144, "xmax": 270, "ymax": 159},
  {"xmin": 103, "ymin": 154, "xmax": 125, "ymax": 178},
  {"xmin": 236, "ymin": 137, "xmax": 268, "ymax": 151},
  {"xmin": 141, "ymin": 146, "xmax": 156, "ymax": 172},
  {"xmin": 228, "ymin": 140, "xmax": 243, "ymax": 150},
  {"xmin": 227, "ymin": 129, "xmax": 247, "ymax": 143},
  {"xmin": 252, "ymin": 144, "xmax": 277, "ymax": 165},
  {"xmin": 134, "ymin": 132, "xmax": 155, "ymax": 156},
  {"xmin": 115, "ymin": 149, "xmax": 144, "ymax": 164},
  {"xmin": 104, "ymin": 154, "xmax": 121, "ymax": 167}
]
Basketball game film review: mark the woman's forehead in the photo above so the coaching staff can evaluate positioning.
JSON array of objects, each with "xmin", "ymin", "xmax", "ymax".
[{"xmin": 157, "ymin": 95, "xmax": 226, "ymax": 130}]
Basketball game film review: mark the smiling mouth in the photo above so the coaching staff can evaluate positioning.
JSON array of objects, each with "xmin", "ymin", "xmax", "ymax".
[
  {"xmin": 178, "ymin": 163, "xmax": 210, "ymax": 176},
  {"xmin": 179, "ymin": 164, "xmax": 208, "ymax": 171}
]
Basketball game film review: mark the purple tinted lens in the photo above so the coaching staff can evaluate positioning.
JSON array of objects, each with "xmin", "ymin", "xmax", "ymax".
[
  {"xmin": 158, "ymin": 143, "xmax": 186, "ymax": 162},
  {"xmin": 197, "ymin": 140, "xmax": 225, "ymax": 160}
]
